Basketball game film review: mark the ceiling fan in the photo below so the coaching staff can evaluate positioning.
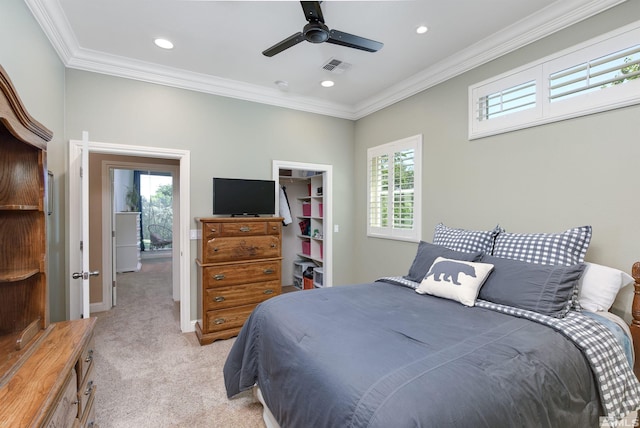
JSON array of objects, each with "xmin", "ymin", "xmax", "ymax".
[{"xmin": 262, "ymin": 1, "xmax": 383, "ymax": 57}]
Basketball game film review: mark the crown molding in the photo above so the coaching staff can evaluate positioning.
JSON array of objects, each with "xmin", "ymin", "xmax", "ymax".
[
  {"xmin": 25, "ymin": 0, "xmax": 627, "ymax": 121},
  {"xmin": 353, "ymin": 0, "xmax": 628, "ymax": 119}
]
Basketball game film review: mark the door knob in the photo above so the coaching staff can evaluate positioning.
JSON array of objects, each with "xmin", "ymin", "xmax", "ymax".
[{"xmin": 72, "ymin": 271, "xmax": 100, "ymax": 280}]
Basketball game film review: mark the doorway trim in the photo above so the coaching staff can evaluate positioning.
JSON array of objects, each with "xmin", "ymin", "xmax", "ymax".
[
  {"xmin": 272, "ymin": 160, "xmax": 333, "ymax": 288},
  {"xmin": 68, "ymin": 139, "xmax": 193, "ymax": 333}
]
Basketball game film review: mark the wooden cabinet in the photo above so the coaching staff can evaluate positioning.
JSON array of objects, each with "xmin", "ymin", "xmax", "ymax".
[
  {"xmin": 0, "ymin": 65, "xmax": 98, "ymax": 427},
  {"xmin": 0, "ymin": 318, "xmax": 97, "ymax": 427},
  {"xmin": 0, "ymin": 65, "xmax": 52, "ymax": 381},
  {"xmin": 195, "ymin": 217, "xmax": 283, "ymax": 345},
  {"xmin": 115, "ymin": 212, "xmax": 141, "ymax": 272}
]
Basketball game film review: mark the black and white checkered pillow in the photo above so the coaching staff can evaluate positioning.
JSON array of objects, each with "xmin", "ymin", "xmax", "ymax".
[
  {"xmin": 492, "ymin": 225, "xmax": 592, "ymax": 266},
  {"xmin": 433, "ymin": 223, "xmax": 503, "ymax": 254}
]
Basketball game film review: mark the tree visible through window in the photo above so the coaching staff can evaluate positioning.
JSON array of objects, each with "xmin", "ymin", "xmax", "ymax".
[
  {"xmin": 368, "ymin": 135, "xmax": 422, "ymax": 242},
  {"xmin": 139, "ymin": 173, "xmax": 173, "ymax": 250}
]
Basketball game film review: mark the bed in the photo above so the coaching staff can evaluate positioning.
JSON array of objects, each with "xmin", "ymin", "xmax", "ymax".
[{"xmin": 224, "ymin": 224, "xmax": 640, "ymax": 427}]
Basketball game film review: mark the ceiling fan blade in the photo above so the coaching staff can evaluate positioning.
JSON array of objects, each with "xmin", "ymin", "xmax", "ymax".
[
  {"xmin": 262, "ymin": 32, "xmax": 305, "ymax": 57},
  {"xmin": 300, "ymin": 1, "xmax": 324, "ymax": 23},
  {"xmin": 327, "ymin": 29, "xmax": 383, "ymax": 53}
]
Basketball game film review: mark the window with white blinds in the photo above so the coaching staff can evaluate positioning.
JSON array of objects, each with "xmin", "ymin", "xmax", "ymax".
[
  {"xmin": 469, "ymin": 20, "xmax": 640, "ymax": 139},
  {"xmin": 367, "ymin": 135, "xmax": 422, "ymax": 242},
  {"xmin": 549, "ymin": 44, "xmax": 640, "ymax": 102},
  {"xmin": 477, "ymin": 80, "xmax": 537, "ymax": 121}
]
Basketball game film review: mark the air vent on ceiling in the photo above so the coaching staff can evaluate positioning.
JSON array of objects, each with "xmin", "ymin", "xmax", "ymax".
[{"xmin": 321, "ymin": 58, "xmax": 352, "ymax": 74}]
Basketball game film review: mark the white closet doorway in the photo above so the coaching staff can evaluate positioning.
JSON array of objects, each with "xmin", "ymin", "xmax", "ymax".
[{"xmin": 272, "ymin": 160, "xmax": 333, "ymax": 290}]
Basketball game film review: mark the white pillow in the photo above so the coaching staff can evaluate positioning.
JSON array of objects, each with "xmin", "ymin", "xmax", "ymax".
[
  {"xmin": 578, "ymin": 262, "xmax": 634, "ymax": 312},
  {"xmin": 416, "ymin": 257, "xmax": 494, "ymax": 307}
]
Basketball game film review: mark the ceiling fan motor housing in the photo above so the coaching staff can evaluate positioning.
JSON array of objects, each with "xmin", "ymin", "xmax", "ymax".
[{"xmin": 304, "ymin": 21, "xmax": 330, "ymax": 43}]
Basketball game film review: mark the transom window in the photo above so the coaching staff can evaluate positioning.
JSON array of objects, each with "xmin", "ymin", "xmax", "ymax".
[{"xmin": 469, "ymin": 20, "xmax": 640, "ymax": 139}]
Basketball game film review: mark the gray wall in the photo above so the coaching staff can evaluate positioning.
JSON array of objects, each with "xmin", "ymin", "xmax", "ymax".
[
  {"xmin": 0, "ymin": 0, "xmax": 66, "ymax": 322},
  {"xmin": 63, "ymin": 70, "xmax": 356, "ymax": 321},
  {"xmin": 3, "ymin": 0, "xmax": 640, "ymax": 323},
  {"xmin": 353, "ymin": 1, "xmax": 640, "ymax": 319}
]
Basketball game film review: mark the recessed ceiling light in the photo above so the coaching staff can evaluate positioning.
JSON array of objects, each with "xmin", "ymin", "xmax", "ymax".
[
  {"xmin": 321, "ymin": 80, "xmax": 335, "ymax": 88},
  {"xmin": 154, "ymin": 38, "xmax": 174, "ymax": 49},
  {"xmin": 416, "ymin": 25, "xmax": 428, "ymax": 35}
]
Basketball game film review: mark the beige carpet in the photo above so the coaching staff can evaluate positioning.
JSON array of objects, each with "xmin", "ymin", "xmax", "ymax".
[{"xmin": 93, "ymin": 258, "xmax": 264, "ymax": 427}]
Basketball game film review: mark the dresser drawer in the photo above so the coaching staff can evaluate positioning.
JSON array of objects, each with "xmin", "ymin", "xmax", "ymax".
[
  {"xmin": 77, "ymin": 336, "xmax": 95, "ymax": 384},
  {"xmin": 46, "ymin": 370, "xmax": 78, "ymax": 428},
  {"xmin": 78, "ymin": 361, "xmax": 95, "ymax": 418},
  {"xmin": 202, "ymin": 260, "xmax": 280, "ymax": 288},
  {"xmin": 204, "ymin": 305, "xmax": 257, "ymax": 333},
  {"xmin": 204, "ymin": 281, "xmax": 280, "ymax": 310},
  {"xmin": 203, "ymin": 235, "xmax": 280, "ymax": 263},
  {"xmin": 202, "ymin": 220, "xmax": 282, "ymax": 237},
  {"xmin": 79, "ymin": 385, "xmax": 96, "ymax": 428}
]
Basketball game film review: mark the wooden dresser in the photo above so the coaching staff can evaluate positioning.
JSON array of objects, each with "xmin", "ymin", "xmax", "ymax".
[
  {"xmin": 195, "ymin": 217, "xmax": 283, "ymax": 345},
  {"xmin": 0, "ymin": 65, "xmax": 98, "ymax": 427},
  {"xmin": 0, "ymin": 318, "xmax": 97, "ymax": 427}
]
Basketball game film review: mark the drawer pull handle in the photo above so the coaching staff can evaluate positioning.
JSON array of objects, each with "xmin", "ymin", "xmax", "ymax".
[
  {"xmin": 263, "ymin": 269, "xmax": 275, "ymax": 274},
  {"xmin": 270, "ymin": 243, "xmax": 277, "ymax": 248},
  {"xmin": 264, "ymin": 289, "xmax": 275, "ymax": 295},
  {"xmin": 213, "ymin": 247, "xmax": 219, "ymax": 252},
  {"xmin": 214, "ymin": 296, "xmax": 225, "ymax": 302},
  {"xmin": 214, "ymin": 274, "xmax": 225, "ymax": 281},
  {"xmin": 214, "ymin": 318, "xmax": 225, "ymax": 325},
  {"xmin": 240, "ymin": 226, "xmax": 251, "ymax": 232},
  {"xmin": 85, "ymin": 381, "xmax": 94, "ymax": 396}
]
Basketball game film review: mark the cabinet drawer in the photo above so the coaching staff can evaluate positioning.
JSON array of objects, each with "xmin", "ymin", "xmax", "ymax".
[
  {"xmin": 78, "ymin": 362, "xmax": 95, "ymax": 418},
  {"xmin": 202, "ymin": 260, "xmax": 280, "ymax": 288},
  {"xmin": 266, "ymin": 222, "xmax": 281, "ymax": 235},
  {"xmin": 77, "ymin": 336, "xmax": 95, "ymax": 384},
  {"xmin": 46, "ymin": 370, "xmax": 78, "ymax": 428},
  {"xmin": 79, "ymin": 385, "xmax": 96, "ymax": 428},
  {"xmin": 204, "ymin": 305, "xmax": 256, "ymax": 333},
  {"xmin": 203, "ymin": 221, "xmax": 269, "ymax": 237},
  {"xmin": 205, "ymin": 281, "xmax": 280, "ymax": 310},
  {"xmin": 203, "ymin": 235, "xmax": 280, "ymax": 263}
]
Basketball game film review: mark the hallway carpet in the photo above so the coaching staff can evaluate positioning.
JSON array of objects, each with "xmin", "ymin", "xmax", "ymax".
[{"xmin": 93, "ymin": 258, "xmax": 264, "ymax": 427}]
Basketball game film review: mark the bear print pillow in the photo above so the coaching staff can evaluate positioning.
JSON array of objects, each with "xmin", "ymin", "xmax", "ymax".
[{"xmin": 416, "ymin": 257, "xmax": 494, "ymax": 307}]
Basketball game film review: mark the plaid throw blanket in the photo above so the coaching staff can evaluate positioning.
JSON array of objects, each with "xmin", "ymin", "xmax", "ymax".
[{"xmin": 378, "ymin": 277, "xmax": 640, "ymax": 422}]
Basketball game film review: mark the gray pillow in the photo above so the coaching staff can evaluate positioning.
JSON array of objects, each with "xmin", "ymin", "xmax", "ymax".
[
  {"xmin": 492, "ymin": 225, "xmax": 591, "ymax": 266},
  {"xmin": 433, "ymin": 223, "xmax": 503, "ymax": 254},
  {"xmin": 479, "ymin": 254, "xmax": 586, "ymax": 318},
  {"xmin": 404, "ymin": 241, "xmax": 483, "ymax": 283}
]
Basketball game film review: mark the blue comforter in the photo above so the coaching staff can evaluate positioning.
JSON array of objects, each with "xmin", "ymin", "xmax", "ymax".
[{"xmin": 224, "ymin": 281, "xmax": 601, "ymax": 427}]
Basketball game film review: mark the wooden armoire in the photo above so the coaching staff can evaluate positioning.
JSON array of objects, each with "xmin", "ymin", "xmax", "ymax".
[{"xmin": 0, "ymin": 65, "xmax": 97, "ymax": 427}]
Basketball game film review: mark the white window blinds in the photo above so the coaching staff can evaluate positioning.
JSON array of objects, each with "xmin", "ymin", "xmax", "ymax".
[
  {"xmin": 367, "ymin": 135, "xmax": 422, "ymax": 242},
  {"xmin": 477, "ymin": 80, "xmax": 537, "ymax": 121},
  {"xmin": 469, "ymin": 20, "xmax": 640, "ymax": 139},
  {"xmin": 549, "ymin": 44, "xmax": 640, "ymax": 102}
]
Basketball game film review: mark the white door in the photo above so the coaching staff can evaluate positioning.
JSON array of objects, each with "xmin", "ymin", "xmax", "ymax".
[{"xmin": 69, "ymin": 133, "xmax": 98, "ymax": 319}]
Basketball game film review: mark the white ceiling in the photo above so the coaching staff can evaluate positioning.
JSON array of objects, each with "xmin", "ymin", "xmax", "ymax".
[{"xmin": 25, "ymin": 0, "xmax": 626, "ymax": 119}]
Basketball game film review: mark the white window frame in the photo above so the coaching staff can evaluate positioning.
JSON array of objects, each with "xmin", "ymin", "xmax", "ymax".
[
  {"xmin": 469, "ymin": 20, "xmax": 640, "ymax": 140},
  {"xmin": 367, "ymin": 134, "xmax": 422, "ymax": 242}
]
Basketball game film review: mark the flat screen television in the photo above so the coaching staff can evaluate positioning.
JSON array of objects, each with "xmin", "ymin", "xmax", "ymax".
[{"xmin": 212, "ymin": 177, "xmax": 276, "ymax": 216}]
